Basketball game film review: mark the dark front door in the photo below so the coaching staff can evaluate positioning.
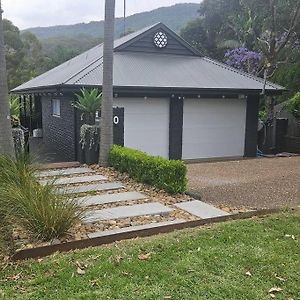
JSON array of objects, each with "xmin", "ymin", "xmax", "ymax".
[{"xmin": 113, "ymin": 107, "xmax": 124, "ymax": 146}]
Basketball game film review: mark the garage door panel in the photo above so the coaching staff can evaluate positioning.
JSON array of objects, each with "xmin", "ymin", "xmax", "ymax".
[
  {"xmin": 183, "ymin": 98, "xmax": 246, "ymax": 159},
  {"xmin": 114, "ymin": 98, "xmax": 169, "ymax": 158}
]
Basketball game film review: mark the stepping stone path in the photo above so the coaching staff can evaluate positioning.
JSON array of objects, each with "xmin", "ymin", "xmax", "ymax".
[
  {"xmin": 83, "ymin": 202, "xmax": 174, "ymax": 224},
  {"xmin": 77, "ymin": 191, "xmax": 147, "ymax": 207},
  {"xmin": 38, "ymin": 167, "xmax": 94, "ymax": 178},
  {"xmin": 37, "ymin": 165, "xmax": 233, "ymax": 244},
  {"xmin": 56, "ymin": 182, "xmax": 124, "ymax": 195},
  {"xmin": 175, "ymin": 200, "xmax": 229, "ymax": 219},
  {"xmin": 87, "ymin": 220, "xmax": 186, "ymax": 239},
  {"xmin": 39, "ymin": 175, "xmax": 107, "ymax": 186}
]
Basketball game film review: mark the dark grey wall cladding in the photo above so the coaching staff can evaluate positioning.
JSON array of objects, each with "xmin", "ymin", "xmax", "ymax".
[
  {"xmin": 118, "ymin": 29, "xmax": 196, "ymax": 56},
  {"xmin": 244, "ymin": 95, "xmax": 260, "ymax": 157},
  {"xmin": 42, "ymin": 96, "xmax": 76, "ymax": 161}
]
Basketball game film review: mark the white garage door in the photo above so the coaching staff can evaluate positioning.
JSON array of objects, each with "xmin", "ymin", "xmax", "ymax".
[
  {"xmin": 182, "ymin": 98, "xmax": 247, "ymax": 159},
  {"xmin": 114, "ymin": 98, "xmax": 169, "ymax": 158}
]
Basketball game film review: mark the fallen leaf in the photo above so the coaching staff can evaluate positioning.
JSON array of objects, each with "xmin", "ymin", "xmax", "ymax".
[
  {"xmin": 113, "ymin": 255, "xmax": 123, "ymax": 266},
  {"xmin": 245, "ymin": 271, "xmax": 252, "ymax": 277},
  {"xmin": 285, "ymin": 234, "xmax": 296, "ymax": 240},
  {"xmin": 90, "ymin": 279, "xmax": 99, "ymax": 287},
  {"xmin": 77, "ymin": 267, "xmax": 85, "ymax": 275},
  {"xmin": 269, "ymin": 293, "xmax": 275, "ymax": 298},
  {"xmin": 269, "ymin": 287, "xmax": 283, "ymax": 293},
  {"xmin": 76, "ymin": 261, "xmax": 86, "ymax": 269},
  {"xmin": 164, "ymin": 296, "xmax": 172, "ymax": 299},
  {"xmin": 273, "ymin": 273, "xmax": 286, "ymax": 282},
  {"xmin": 138, "ymin": 253, "xmax": 151, "ymax": 261}
]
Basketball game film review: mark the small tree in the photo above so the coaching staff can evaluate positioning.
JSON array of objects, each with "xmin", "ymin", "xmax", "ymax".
[
  {"xmin": 225, "ymin": 47, "xmax": 262, "ymax": 75},
  {"xmin": 0, "ymin": 1, "xmax": 14, "ymax": 156},
  {"xmin": 73, "ymin": 88, "xmax": 102, "ymax": 125}
]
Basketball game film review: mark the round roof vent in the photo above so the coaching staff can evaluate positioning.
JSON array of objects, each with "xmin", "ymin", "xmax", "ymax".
[{"xmin": 153, "ymin": 31, "xmax": 168, "ymax": 49}]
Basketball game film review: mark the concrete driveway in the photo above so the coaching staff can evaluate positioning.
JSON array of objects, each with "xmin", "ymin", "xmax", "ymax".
[{"xmin": 187, "ymin": 157, "xmax": 300, "ymax": 210}]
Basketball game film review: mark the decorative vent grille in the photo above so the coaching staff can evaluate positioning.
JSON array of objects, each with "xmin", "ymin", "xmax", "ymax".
[{"xmin": 153, "ymin": 31, "xmax": 168, "ymax": 48}]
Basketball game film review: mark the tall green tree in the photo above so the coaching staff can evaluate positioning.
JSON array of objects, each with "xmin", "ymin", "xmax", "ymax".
[
  {"xmin": 0, "ymin": 1, "xmax": 14, "ymax": 156},
  {"xmin": 99, "ymin": 0, "xmax": 115, "ymax": 166}
]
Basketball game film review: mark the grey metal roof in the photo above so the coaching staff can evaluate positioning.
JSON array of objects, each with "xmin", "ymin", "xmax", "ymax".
[{"xmin": 13, "ymin": 23, "xmax": 284, "ymax": 94}]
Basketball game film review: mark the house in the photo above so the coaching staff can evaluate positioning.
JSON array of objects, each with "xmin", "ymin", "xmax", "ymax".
[{"xmin": 12, "ymin": 23, "xmax": 284, "ymax": 162}]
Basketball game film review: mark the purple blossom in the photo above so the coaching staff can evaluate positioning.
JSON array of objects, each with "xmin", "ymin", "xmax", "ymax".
[{"xmin": 225, "ymin": 47, "xmax": 262, "ymax": 75}]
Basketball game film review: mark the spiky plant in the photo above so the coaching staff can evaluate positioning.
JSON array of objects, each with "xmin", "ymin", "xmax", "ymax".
[
  {"xmin": 9, "ymin": 95, "xmax": 21, "ymax": 126},
  {"xmin": 4, "ymin": 179, "xmax": 84, "ymax": 241},
  {"xmin": 73, "ymin": 88, "xmax": 102, "ymax": 125}
]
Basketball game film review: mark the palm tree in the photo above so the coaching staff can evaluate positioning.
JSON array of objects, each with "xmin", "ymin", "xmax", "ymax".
[
  {"xmin": 99, "ymin": 0, "xmax": 115, "ymax": 166},
  {"xmin": 0, "ymin": 1, "xmax": 14, "ymax": 156}
]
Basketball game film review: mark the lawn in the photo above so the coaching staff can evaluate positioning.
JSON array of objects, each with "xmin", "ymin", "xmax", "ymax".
[{"xmin": 0, "ymin": 211, "xmax": 299, "ymax": 300}]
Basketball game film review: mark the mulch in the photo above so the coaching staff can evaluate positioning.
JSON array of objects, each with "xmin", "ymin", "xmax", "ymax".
[{"xmin": 187, "ymin": 156, "xmax": 300, "ymax": 210}]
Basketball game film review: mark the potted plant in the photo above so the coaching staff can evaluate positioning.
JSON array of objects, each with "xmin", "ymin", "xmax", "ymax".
[{"xmin": 73, "ymin": 88, "xmax": 102, "ymax": 164}]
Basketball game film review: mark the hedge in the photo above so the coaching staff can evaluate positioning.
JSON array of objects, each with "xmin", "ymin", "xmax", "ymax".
[{"xmin": 109, "ymin": 146, "xmax": 187, "ymax": 194}]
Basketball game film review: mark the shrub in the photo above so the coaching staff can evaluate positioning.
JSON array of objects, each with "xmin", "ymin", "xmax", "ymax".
[
  {"xmin": 4, "ymin": 180, "xmax": 84, "ymax": 241},
  {"xmin": 285, "ymin": 92, "xmax": 300, "ymax": 121},
  {"xmin": 109, "ymin": 146, "xmax": 187, "ymax": 194},
  {"xmin": 73, "ymin": 88, "xmax": 102, "ymax": 125},
  {"xmin": 0, "ymin": 153, "xmax": 83, "ymax": 242}
]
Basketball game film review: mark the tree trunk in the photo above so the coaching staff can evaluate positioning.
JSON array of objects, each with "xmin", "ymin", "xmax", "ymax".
[
  {"xmin": 99, "ymin": 0, "xmax": 115, "ymax": 166},
  {"xmin": 0, "ymin": 1, "xmax": 14, "ymax": 157}
]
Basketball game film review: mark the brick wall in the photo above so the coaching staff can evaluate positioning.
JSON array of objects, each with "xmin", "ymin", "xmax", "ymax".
[{"xmin": 42, "ymin": 96, "xmax": 76, "ymax": 161}]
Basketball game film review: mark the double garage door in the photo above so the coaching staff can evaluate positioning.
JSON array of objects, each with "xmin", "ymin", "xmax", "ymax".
[{"xmin": 114, "ymin": 97, "xmax": 247, "ymax": 160}]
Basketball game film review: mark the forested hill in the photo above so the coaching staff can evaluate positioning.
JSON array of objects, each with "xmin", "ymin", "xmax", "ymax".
[{"xmin": 24, "ymin": 3, "xmax": 200, "ymax": 40}]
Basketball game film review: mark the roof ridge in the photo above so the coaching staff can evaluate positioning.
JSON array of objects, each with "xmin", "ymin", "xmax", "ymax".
[
  {"xmin": 64, "ymin": 55, "xmax": 103, "ymax": 85},
  {"xmin": 203, "ymin": 57, "xmax": 284, "ymax": 90},
  {"xmin": 73, "ymin": 60, "xmax": 104, "ymax": 85}
]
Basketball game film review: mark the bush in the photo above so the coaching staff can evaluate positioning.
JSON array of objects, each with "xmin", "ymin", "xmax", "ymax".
[
  {"xmin": 0, "ymin": 154, "xmax": 83, "ymax": 242},
  {"xmin": 286, "ymin": 92, "xmax": 300, "ymax": 121},
  {"xmin": 4, "ymin": 180, "xmax": 84, "ymax": 241},
  {"xmin": 109, "ymin": 146, "xmax": 187, "ymax": 194}
]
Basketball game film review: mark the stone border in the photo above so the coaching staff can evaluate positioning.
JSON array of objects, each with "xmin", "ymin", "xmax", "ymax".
[{"xmin": 12, "ymin": 207, "xmax": 297, "ymax": 261}]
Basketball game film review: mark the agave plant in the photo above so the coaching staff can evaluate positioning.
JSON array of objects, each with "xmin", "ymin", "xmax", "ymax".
[{"xmin": 73, "ymin": 88, "xmax": 102, "ymax": 125}]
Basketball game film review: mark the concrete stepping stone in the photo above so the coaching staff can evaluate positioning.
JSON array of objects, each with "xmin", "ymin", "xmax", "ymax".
[
  {"xmin": 38, "ymin": 167, "xmax": 94, "ymax": 178},
  {"xmin": 57, "ymin": 182, "xmax": 124, "ymax": 195},
  {"xmin": 87, "ymin": 219, "xmax": 186, "ymax": 239},
  {"xmin": 40, "ymin": 175, "xmax": 107, "ymax": 186},
  {"xmin": 83, "ymin": 202, "xmax": 174, "ymax": 224},
  {"xmin": 175, "ymin": 200, "xmax": 229, "ymax": 219},
  {"xmin": 77, "ymin": 191, "xmax": 147, "ymax": 207}
]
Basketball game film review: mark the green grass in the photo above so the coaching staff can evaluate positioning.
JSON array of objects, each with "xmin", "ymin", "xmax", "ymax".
[{"xmin": 1, "ymin": 212, "xmax": 299, "ymax": 300}]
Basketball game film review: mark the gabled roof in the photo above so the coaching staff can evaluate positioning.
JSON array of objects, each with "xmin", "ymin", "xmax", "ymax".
[{"xmin": 12, "ymin": 23, "xmax": 284, "ymax": 94}]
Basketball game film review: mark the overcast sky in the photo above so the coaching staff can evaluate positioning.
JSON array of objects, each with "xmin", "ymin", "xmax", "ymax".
[{"xmin": 2, "ymin": 0, "xmax": 201, "ymax": 29}]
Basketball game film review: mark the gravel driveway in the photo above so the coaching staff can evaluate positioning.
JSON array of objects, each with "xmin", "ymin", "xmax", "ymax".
[{"xmin": 187, "ymin": 157, "xmax": 300, "ymax": 210}]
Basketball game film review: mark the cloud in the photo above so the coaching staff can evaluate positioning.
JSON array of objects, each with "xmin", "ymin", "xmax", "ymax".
[{"xmin": 2, "ymin": 0, "xmax": 201, "ymax": 29}]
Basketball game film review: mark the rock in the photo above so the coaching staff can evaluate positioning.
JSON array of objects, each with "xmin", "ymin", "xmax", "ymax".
[{"xmin": 51, "ymin": 238, "xmax": 61, "ymax": 245}]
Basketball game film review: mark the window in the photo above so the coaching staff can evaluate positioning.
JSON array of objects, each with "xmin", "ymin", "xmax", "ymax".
[{"xmin": 52, "ymin": 99, "xmax": 61, "ymax": 117}]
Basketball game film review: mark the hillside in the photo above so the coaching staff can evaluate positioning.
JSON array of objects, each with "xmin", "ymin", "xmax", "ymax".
[{"xmin": 24, "ymin": 3, "xmax": 200, "ymax": 40}]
